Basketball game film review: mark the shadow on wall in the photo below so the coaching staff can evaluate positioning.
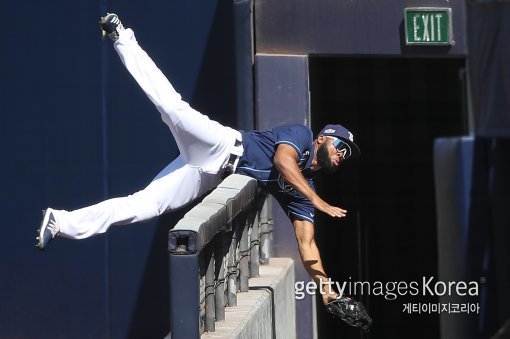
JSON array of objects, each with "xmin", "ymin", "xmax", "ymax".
[
  {"xmin": 127, "ymin": 209, "xmax": 188, "ymax": 339},
  {"xmin": 125, "ymin": 2, "xmax": 237, "ymax": 338},
  {"xmin": 191, "ymin": 0, "xmax": 237, "ymax": 129}
]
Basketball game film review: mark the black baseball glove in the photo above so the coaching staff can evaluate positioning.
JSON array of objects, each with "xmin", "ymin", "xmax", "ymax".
[{"xmin": 325, "ymin": 295, "xmax": 372, "ymax": 332}]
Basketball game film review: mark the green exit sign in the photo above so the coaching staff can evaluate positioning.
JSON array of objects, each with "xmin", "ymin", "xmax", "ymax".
[{"xmin": 405, "ymin": 8, "xmax": 454, "ymax": 46}]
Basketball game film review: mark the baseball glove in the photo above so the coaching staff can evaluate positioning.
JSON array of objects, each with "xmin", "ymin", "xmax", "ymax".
[{"xmin": 325, "ymin": 295, "xmax": 372, "ymax": 331}]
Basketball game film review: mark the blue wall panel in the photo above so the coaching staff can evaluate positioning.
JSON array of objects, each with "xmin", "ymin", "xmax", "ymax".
[
  {"xmin": 434, "ymin": 137, "xmax": 510, "ymax": 338},
  {"xmin": 0, "ymin": 1, "xmax": 109, "ymax": 338},
  {"xmin": 0, "ymin": 1, "xmax": 236, "ymax": 338}
]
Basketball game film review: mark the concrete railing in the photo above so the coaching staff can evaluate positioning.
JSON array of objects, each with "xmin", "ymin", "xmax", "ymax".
[{"xmin": 168, "ymin": 174, "xmax": 275, "ymax": 338}]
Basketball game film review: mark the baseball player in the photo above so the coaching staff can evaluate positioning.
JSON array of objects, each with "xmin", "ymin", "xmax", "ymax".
[{"xmin": 36, "ymin": 13, "xmax": 371, "ymax": 329}]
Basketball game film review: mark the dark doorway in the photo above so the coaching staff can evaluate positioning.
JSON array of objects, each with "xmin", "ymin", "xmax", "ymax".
[{"xmin": 309, "ymin": 57, "xmax": 467, "ymax": 339}]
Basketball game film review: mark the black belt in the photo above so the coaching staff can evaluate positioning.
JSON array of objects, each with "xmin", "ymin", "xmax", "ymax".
[{"xmin": 222, "ymin": 138, "xmax": 243, "ymax": 178}]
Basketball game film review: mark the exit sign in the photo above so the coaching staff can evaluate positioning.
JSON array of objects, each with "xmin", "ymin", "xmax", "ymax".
[{"xmin": 405, "ymin": 8, "xmax": 454, "ymax": 46}]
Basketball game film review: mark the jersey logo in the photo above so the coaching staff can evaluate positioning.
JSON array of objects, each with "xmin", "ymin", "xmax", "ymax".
[
  {"xmin": 277, "ymin": 175, "xmax": 297, "ymax": 196},
  {"xmin": 277, "ymin": 149, "xmax": 312, "ymax": 196}
]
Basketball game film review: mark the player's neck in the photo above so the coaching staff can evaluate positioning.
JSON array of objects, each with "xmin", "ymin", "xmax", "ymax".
[{"xmin": 310, "ymin": 142, "xmax": 321, "ymax": 171}]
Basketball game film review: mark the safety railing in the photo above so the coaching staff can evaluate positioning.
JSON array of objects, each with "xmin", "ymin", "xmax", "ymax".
[{"xmin": 168, "ymin": 174, "xmax": 274, "ymax": 338}]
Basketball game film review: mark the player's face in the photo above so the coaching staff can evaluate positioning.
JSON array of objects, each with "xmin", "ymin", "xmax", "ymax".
[{"xmin": 317, "ymin": 138, "xmax": 345, "ymax": 173}]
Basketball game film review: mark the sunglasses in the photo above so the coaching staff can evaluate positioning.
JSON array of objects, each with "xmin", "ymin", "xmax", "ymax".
[{"xmin": 325, "ymin": 136, "xmax": 351, "ymax": 159}]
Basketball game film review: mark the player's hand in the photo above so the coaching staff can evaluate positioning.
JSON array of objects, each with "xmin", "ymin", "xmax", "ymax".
[
  {"xmin": 322, "ymin": 289, "xmax": 338, "ymax": 305},
  {"xmin": 312, "ymin": 198, "xmax": 347, "ymax": 218}
]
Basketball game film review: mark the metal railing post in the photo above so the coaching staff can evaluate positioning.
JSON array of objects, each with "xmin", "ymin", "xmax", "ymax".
[
  {"xmin": 215, "ymin": 232, "xmax": 226, "ymax": 321},
  {"xmin": 227, "ymin": 229, "xmax": 238, "ymax": 306},
  {"xmin": 250, "ymin": 206, "xmax": 260, "ymax": 277},
  {"xmin": 205, "ymin": 245, "xmax": 215, "ymax": 332},
  {"xmin": 259, "ymin": 196, "xmax": 273, "ymax": 264},
  {"xmin": 239, "ymin": 215, "xmax": 250, "ymax": 292}
]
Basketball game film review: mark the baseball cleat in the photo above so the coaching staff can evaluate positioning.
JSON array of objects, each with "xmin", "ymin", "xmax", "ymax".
[
  {"xmin": 36, "ymin": 208, "xmax": 60, "ymax": 250},
  {"xmin": 99, "ymin": 13, "xmax": 124, "ymax": 41}
]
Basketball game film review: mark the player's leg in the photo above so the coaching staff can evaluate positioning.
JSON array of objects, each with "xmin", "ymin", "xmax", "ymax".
[
  {"xmin": 101, "ymin": 14, "xmax": 240, "ymax": 172},
  {"xmin": 36, "ymin": 155, "xmax": 222, "ymax": 248}
]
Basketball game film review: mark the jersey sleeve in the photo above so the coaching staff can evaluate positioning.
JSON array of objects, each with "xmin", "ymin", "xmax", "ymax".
[{"xmin": 272, "ymin": 125, "xmax": 313, "ymax": 157}]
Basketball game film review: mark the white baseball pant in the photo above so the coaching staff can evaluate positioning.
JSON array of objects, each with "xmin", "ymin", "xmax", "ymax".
[{"xmin": 54, "ymin": 28, "xmax": 242, "ymax": 239}]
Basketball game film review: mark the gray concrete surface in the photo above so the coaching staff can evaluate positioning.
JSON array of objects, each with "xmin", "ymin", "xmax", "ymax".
[{"xmin": 202, "ymin": 258, "xmax": 296, "ymax": 339}]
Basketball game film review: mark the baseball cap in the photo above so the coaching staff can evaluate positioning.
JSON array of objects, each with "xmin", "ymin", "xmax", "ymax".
[{"xmin": 318, "ymin": 124, "xmax": 361, "ymax": 159}]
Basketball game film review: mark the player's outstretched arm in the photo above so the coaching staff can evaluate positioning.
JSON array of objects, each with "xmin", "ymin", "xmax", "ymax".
[
  {"xmin": 273, "ymin": 144, "xmax": 347, "ymax": 218},
  {"xmin": 293, "ymin": 219, "xmax": 337, "ymax": 304}
]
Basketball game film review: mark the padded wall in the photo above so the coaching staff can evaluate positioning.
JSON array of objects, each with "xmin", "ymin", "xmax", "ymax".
[
  {"xmin": 434, "ymin": 137, "xmax": 510, "ymax": 339},
  {"xmin": 0, "ymin": 1, "xmax": 237, "ymax": 338}
]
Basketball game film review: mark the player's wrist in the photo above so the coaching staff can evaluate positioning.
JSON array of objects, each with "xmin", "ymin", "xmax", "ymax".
[{"xmin": 309, "ymin": 195, "xmax": 322, "ymax": 206}]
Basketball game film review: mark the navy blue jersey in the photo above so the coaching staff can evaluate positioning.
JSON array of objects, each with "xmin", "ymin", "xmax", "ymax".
[{"xmin": 235, "ymin": 124, "xmax": 316, "ymax": 223}]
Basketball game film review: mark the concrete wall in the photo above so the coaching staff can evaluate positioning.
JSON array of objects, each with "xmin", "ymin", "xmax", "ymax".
[
  {"xmin": 254, "ymin": 54, "xmax": 317, "ymax": 339},
  {"xmin": 255, "ymin": 0, "xmax": 467, "ymax": 56},
  {"xmin": 202, "ymin": 258, "xmax": 296, "ymax": 339}
]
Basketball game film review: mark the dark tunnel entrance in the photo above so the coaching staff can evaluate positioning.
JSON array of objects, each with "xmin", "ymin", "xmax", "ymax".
[{"xmin": 309, "ymin": 57, "xmax": 467, "ymax": 338}]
